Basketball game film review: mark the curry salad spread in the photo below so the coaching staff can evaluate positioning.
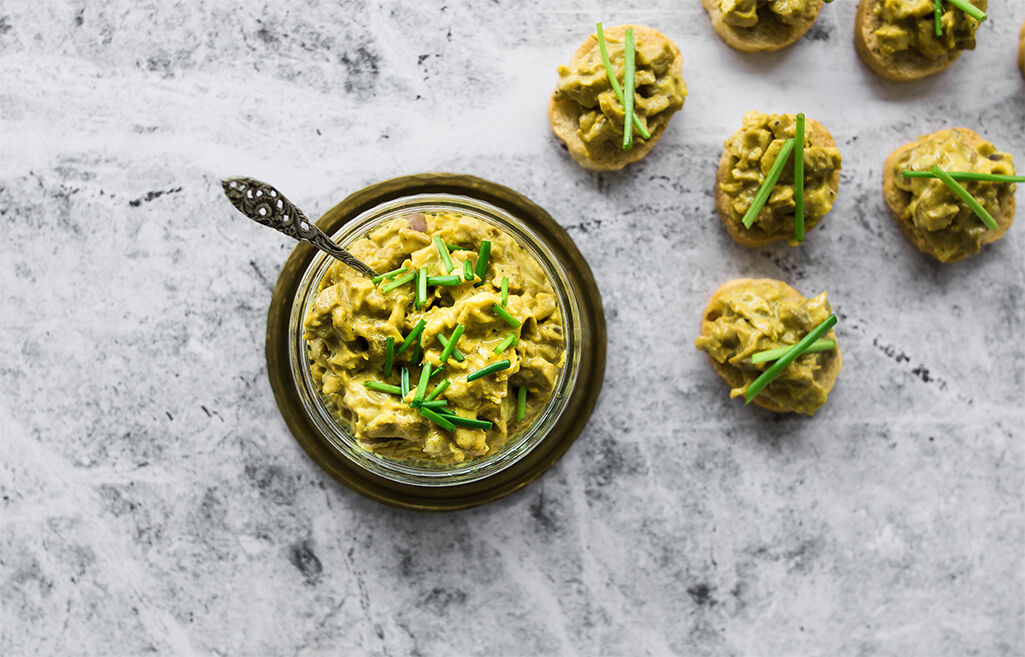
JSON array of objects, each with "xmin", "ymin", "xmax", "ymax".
[
  {"xmin": 696, "ymin": 278, "xmax": 842, "ymax": 416},
  {"xmin": 717, "ymin": 112, "xmax": 842, "ymax": 247},
  {"xmin": 553, "ymin": 31, "xmax": 685, "ymax": 150},
  {"xmin": 549, "ymin": 24, "xmax": 687, "ymax": 170},
  {"xmin": 303, "ymin": 211, "xmax": 565, "ymax": 465},
  {"xmin": 720, "ymin": 0, "xmax": 813, "ymax": 29},
  {"xmin": 884, "ymin": 127, "xmax": 1017, "ymax": 263},
  {"xmin": 871, "ymin": 0, "xmax": 985, "ymax": 60}
]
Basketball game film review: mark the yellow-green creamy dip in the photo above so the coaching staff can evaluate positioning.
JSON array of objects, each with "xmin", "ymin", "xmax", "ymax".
[
  {"xmin": 303, "ymin": 212, "xmax": 565, "ymax": 465},
  {"xmin": 695, "ymin": 281, "xmax": 838, "ymax": 415},
  {"xmin": 872, "ymin": 0, "xmax": 986, "ymax": 59},
  {"xmin": 720, "ymin": 112, "xmax": 842, "ymax": 244},
  {"xmin": 719, "ymin": 0, "xmax": 809, "ymax": 28},
  {"xmin": 553, "ymin": 33, "xmax": 686, "ymax": 155},
  {"xmin": 893, "ymin": 130, "xmax": 1016, "ymax": 262}
]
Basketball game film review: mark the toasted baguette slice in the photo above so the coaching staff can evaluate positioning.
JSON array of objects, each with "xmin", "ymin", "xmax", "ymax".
[
  {"xmin": 1019, "ymin": 20, "xmax": 1024, "ymax": 78},
  {"xmin": 854, "ymin": 0, "xmax": 963, "ymax": 81},
  {"xmin": 698, "ymin": 278, "xmax": 842, "ymax": 415},
  {"xmin": 882, "ymin": 127, "xmax": 1016, "ymax": 263},
  {"xmin": 701, "ymin": 0, "xmax": 824, "ymax": 52},
  {"xmin": 715, "ymin": 116, "xmax": 839, "ymax": 248},
  {"xmin": 548, "ymin": 25, "xmax": 685, "ymax": 172}
]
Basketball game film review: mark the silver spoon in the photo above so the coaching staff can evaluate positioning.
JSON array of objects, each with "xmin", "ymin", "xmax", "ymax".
[{"xmin": 221, "ymin": 176, "xmax": 378, "ymax": 279}]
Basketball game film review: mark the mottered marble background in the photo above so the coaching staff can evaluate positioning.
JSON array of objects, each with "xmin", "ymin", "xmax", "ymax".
[{"xmin": 1, "ymin": 1, "xmax": 1023, "ymax": 655}]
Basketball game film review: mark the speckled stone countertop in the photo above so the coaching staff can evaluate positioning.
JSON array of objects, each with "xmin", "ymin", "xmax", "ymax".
[{"xmin": 2, "ymin": 1, "xmax": 1023, "ymax": 655}]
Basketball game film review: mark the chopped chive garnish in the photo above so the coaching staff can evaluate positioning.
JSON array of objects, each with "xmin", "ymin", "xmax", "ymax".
[
  {"xmin": 463, "ymin": 259, "xmax": 474, "ymax": 281},
  {"xmin": 622, "ymin": 27, "xmax": 636, "ymax": 151},
  {"xmin": 371, "ymin": 267, "xmax": 407, "ymax": 284},
  {"xmin": 384, "ymin": 337, "xmax": 395, "ymax": 377},
  {"xmin": 395, "ymin": 320, "xmax": 427, "ymax": 357},
  {"xmin": 363, "ymin": 380, "xmax": 402, "ymax": 395},
  {"xmin": 437, "ymin": 414, "xmax": 493, "ymax": 430},
  {"xmin": 901, "ymin": 170, "xmax": 1025, "ymax": 183},
  {"xmin": 492, "ymin": 303, "xmax": 521, "ymax": 327},
  {"xmin": 420, "ymin": 400, "xmax": 448, "ymax": 409},
  {"xmin": 742, "ymin": 138, "xmax": 796, "ymax": 229},
  {"xmin": 474, "ymin": 240, "xmax": 491, "ymax": 283},
  {"xmin": 947, "ymin": 0, "xmax": 987, "ymax": 22},
  {"xmin": 419, "ymin": 407, "xmax": 455, "ymax": 431},
  {"xmin": 400, "ymin": 367, "xmax": 411, "ymax": 398},
  {"xmin": 516, "ymin": 386, "xmax": 526, "ymax": 422},
  {"xmin": 413, "ymin": 364, "xmax": 432, "ymax": 402},
  {"xmin": 439, "ymin": 324, "xmax": 465, "ymax": 364},
  {"xmin": 436, "ymin": 333, "xmax": 466, "ymax": 362},
  {"xmin": 416, "ymin": 268, "xmax": 428, "ymax": 308},
  {"xmin": 425, "ymin": 378, "xmax": 450, "ymax": 402},
  {"xmin": 930, "ymin": 165, "xmax": 998, "ymax": 230},
  {"xmin": 500, "ymin": 277, "xmax": 509, "ymax": 306},
  {"xmin": 934, "ymin": 0, "xmax": 943, "ymax": 36},
  {"xmin": 412, "ymin": 338, "xmax": 423, "ymax": 365},
  {"xmin": 433, "ymin": 235, "xmax": 455, "ymax": 274},
  {"xmin": 595, "ymin": 22, "xmax": 651, "ymax": 140},
  {"xmin": 380, "ymin": 271, "xmax": 416, "ymax": 293},
  {"xmin": 493, "ymin": 333, "xmax": 518, "ymax": 354},
  {"xmin": 466, "ymin": 359, "xmax": 511, "ymax": 382},
  {"xmin": 751, "ymin": 339, "xmax": 836, "ymax": 364},
  {"xmin": 427, "ymin": 274, "xmax": 461, "ymax": 286},
  {"xmin": 434, "ymin": 408, "xmax": 493, "ymax": 427},
  {"xmin": 446, "ymin": 242, "xmax": 470, "ymax": 251},
  {"xmin": 745, "ymin": 314, "xmax": 837, "ymax": 404},
  {"xmin": 794, "ymin": 113, "xmax": 806, "ymax": 244}
]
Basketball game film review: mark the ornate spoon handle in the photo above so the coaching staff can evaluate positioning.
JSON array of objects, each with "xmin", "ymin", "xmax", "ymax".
[{"xmin": 221, "ymin": 177, "xmax": 377, "ymax": 279}]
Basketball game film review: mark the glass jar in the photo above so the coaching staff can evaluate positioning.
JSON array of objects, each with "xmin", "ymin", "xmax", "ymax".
[
  {"xmin": 289, "ymin": 192, "xmax": 581, "ymax": 485},
  {"xmin": 266, "ymin": 174, "xmax": 605, "ymax": 509}
]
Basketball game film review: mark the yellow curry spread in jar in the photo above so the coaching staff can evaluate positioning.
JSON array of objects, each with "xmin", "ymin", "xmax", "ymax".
[{"xmin": 303, "ymin": 212, "xmax": 565, "ymax": 465}]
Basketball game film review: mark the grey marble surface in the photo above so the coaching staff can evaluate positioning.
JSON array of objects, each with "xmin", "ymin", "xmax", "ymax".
[{"xmin": 2, "ymin": 1, "xmax": 1024, "ymax": 655}]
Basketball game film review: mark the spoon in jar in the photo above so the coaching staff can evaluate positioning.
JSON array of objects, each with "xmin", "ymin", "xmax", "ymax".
[{"xmin": 221, "ymin": 176, "xmax": 378, "ymax": 279}]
